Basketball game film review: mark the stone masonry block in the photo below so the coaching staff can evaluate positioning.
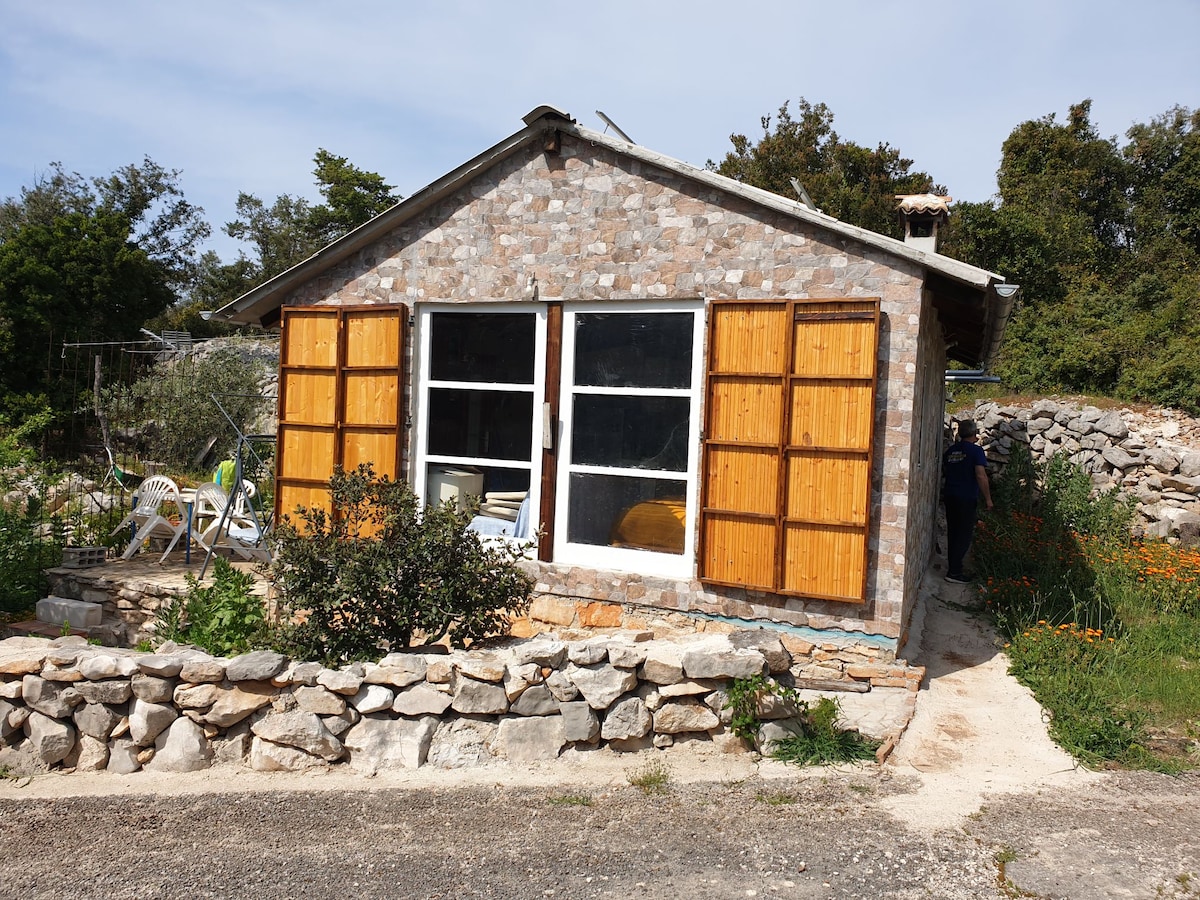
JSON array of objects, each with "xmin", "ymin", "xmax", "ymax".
[{"xmin": 37, "ymin": 596, "xmax": 102, "ymax": 629}]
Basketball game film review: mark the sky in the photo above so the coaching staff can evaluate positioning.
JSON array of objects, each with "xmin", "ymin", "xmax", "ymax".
[{"xmin": 1, "ymin": 1, "xmax": 1197, "ymax": 262}]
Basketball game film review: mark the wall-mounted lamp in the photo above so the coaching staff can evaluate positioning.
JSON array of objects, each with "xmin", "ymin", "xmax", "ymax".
[{"xmin": 994, "ymin": 283, "xmax": 1020, "ymax": 299}]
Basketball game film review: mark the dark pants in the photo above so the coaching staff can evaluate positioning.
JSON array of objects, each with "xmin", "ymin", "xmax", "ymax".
[{"xmin": 944, "ymin": 495, "xmax": 978, "ymax": 577}]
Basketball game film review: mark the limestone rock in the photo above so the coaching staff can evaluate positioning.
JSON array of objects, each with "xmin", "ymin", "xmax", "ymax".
[
  {"xmin": 601, "ymin": 696, "xmax": 652, "ymax": 741},
  {"xmin": 251, "ymin": 709, "xmax": 344, "ymax": 761},
  {"xmin": 179, "ymin": 658, "xmax": 227, "ymax": 683},
  {"xmin": 681, "ymin": 641, "xmax": 767, "ymax": 680},
  {"xmin": 174, "ymin": 682, "xmax": 221, "ymax": 709},
  {"xmin": 566, "ymin": 641, "xmax": 608, "ymax": 666},
  {"xmin": 320, "ymin": 707, "xmax": 360, "ymax": 737},
  {"xmin": 349, "ymin": 684, "xmax": 394, "ymax": 715},
  {"xmin": 510, "ymin": 684, "xmax": 558, "ymax": 716},
  {"xmin": 1162, "ymin": 474, "xmax": 1200, "ymax": 494},
  {"xmin": 214, "ymin": 723, "xmax": 252, "ymax": 765},
  {"xmin": 316, "ymin": 667, "xmax": 363, "ymax": 696},
  {"xmin": 1180, "ymin": 452, "xmax": 1200, "ymax": 478},
  {"xmin": 0, "ymin": 679, "xmax": 23, "ymax": 699},
  {"xmin": 129, "ymin": 698, "xmax": 178, "ymax": 746},
  {"xmin": 495, "ymin": 716, "xmax": 566, "ymax": 761},
  {"xmin": 727, "ymin": 631, "xmax": 792, "ymax": 674},
  {"xmin": 392, "ymin": 684, "xmax": 453, "ymax": 717},
  {"xmin": 75, "ymin": 679, "xmax": 133, "ymax": 705},
  {"xmin": 289, "ymin": 661, "xmax": 323, "ymax": 686},
  {"xmin": 454, "ymin": 652, "xmax": 508, "ymax": 683},
  {"xmin": 544, "ymin": 670, "xmax": 579, "ymax": 702},
  {"xmin": 426, "ymin": 718, "xmax": 497, "ymax": 769},
  {"xmin": 512, "ymin": 639, "xmax": 567, "ymax": 668},
  {"xmin": 367, "ymin": 653, "xmax": 428, "ymax": 688},
  {"xmin": 71, "ymin": 733, "xmax": 109, "ymax": 771},
  {"xmin": 225, "ymin": 650, "xmax": 287, "ymax": 682},
  {"xmin": 653, "ymin": 698, "xmax": 720, "ymax": 734},
  {"xmin": 559, "ymin": 701, "xmax": 600, "ymax": 743},
  {"xmin": 1094, "ymin": 410, "xmax": 1129, "ymax": 439},
  {"xmin": 451, "ymin": 676, "xmax": 509, "ymax": 715},
  {"xmin": 106, "ymin": 737, "xmax": 141, "ymax": 774},
  {"xmin": 343, "ymin": 714, "xmax": 438, "ymax": 773},
  {"xmin": 566, "ymin": 663, "xmax": 638, "ymax": 710},
  {"xmin": 24, "ymin": 712, "xmax": 75, "ymax": 765},
  {"xmin": 606, "ymin": 642, "xmax": 648, "ymax": 669},
  {"xmin": 22, "ymin": 675, "xmax": 83, "ymax": 718},
  {"xmin": 0, "ymin": 645, "xmax": 48, "ymax": 676},
  {"xmin": 639, "ymin": 644, "xmax": 684, "ymax": 684},
  {"xmin": 293, "ymin": 684, "xmax": 348, "ymax": 715},
  {"xmin": 136, "ymin": 654, "xmax": 184, "ymax": 678},
  {"xmin": 130, "ymin": 673, "xmax": 176, "ymax": 703},
  {"xmin": 73, "ymin": 702, "xmax": 121, "ymax": 740},
  {"xmin": 249, "ymin": 736, "xmax": 327, "ymax": 772},
  {"xmin": 201, "ymin": 682, "xmax": 278, "ymax": 727},
  {"xmin": 1146, "ymin": 449, "xmax": 1181, "ymax": 474},
  {"xmin": 78, "ymin": 654, "xmax": 139, "ymax": 680},
  {"xmin": 502, "ymin": 663, "xmax": 542, "ymax": 701},
  {"xmin": 1101, "ymin": 446, "xmax": 1140, "ymax": 472}
]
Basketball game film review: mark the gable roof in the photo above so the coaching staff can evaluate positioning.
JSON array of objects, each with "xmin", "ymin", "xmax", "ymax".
[{"xmin": 214, "ymin": 106, "xmax": 1013, "ymax": 367}]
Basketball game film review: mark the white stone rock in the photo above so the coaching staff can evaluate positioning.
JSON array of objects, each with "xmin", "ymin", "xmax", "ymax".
[
  {"xmin": 251, "ymin": 710, "xmax": 345, "ymax": 761},
  {"xmin": 106, "ymin": 737, "xmax": 141, "ymax": 774},
  {"xmin": 293, "ymin": 684, "xmax": 348, "ymax": 715},
  {"xmin": 653, "ymin": 699, "xmax": 721, "ymax": 734},
  {"xmin": 639, "ymin": 644, "xmax": 684, "ymax": 684},
  {"xmin": 78, "ymin": 654, "xmax": 139, "ymax": 680},
  {"xmin": 225, "ymin": 650, "xmax": 287, "ymax": 682},
  {"xmin": 606, "ymin": 642, "xmax": 648, "ymax": 669},
  {"xmin": 451, "ymin": 676, "xmax": 509, "ymax": 715},
  {"xmin": 558, "ymin": 701, "xmax": 600, "ymax": 743},
  {"xmin": 512, "ymin": 639, "xmax": 567, "ymax": 668},
  {"xmin": 426, "ymin": 717, "xmax": 497, "ymax": 768},
  {"xmin": 392, "ymin": 684, "xmax": 453, "ymax": 716},
  {"xmin": 129, "ymin": 698, "xmax": 178, "ymax": 746},
  {"xmin": 510, "ymin": 684, "xmax": 558, "ymax": 716},
  {"xmin": 143, "ymin": 717, "xmax": 211, "ymax": 772},
  {"xmin": 73, "ymin": 702, "xmax": 121, "ymax": 740},
  {"xmin": 681, "ymin": 641, "xmax": 767, "ymax": 680},
  {"xmin": 566, "ymin": 663, "xmax": 639, "ymax": 709},
  {"xmin": 71, "ymin": 733, "xmax": 110, "ymax": 771},
  {"xmin": 601, "ymin": 696, "xmax": 652, "ymax": 740},
  {"xmin": 24, "ymin": 711, "xmax": 75, "ymax": 765},
  {"xmin": 343, "ymin": 714, "xmax": 438, "ymax": 773},
  {"xmin": 566, "ymin": 641, "xmax": 608, "ymax": 666},
  {"xmin": 495, "ymin": 716, "xmax": 566, "ymax": 761},
  {"xmin": 454, "ymin": 652, "xmax": 508, "ymax": 683},
  {"xmin": 201, "ymin": 682, "xmax": 278, "ymax": 727},
  {"xmin": 364, "ymin": 655, "xmax": 426, "ymax": 687},
  {"xmin": 249, "ymin": 736, "xmax": 326, "ymax": 772},
  {"xmin": 502, "ymin": 662, "xmax": 542, "ymax": 701},
  {"xmin": 349, "ymin": 684, "xmax": 394, "ymax": 715},
  {"xmin": 316, "ymin": 667, "xmax": 363, "ymax": 696}
]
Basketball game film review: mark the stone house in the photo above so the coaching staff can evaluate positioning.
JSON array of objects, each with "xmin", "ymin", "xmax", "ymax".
[{"xmin": 214, "ymin": 105, "xmax": 1013, "ymax": 661}]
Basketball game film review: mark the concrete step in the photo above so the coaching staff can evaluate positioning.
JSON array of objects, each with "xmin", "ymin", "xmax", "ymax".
[{"xmin": 36, "ymin": 596, "xmax": 103, "ymax": 629}]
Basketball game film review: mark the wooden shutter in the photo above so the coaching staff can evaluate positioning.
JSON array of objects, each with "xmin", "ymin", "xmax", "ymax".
[
  {"xmin": 275, "ymin": 305, "xmax": 407, "ymax": 525},
  {"xmin": 699, "ymin": 299, "xmax": 879, "ymax": 603}
]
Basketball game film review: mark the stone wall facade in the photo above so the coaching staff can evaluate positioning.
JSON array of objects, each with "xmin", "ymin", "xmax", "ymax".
[
  {"xmin": 0, "ymin": 634, "xmax": 921, "ymax": 776},
  {"xmin": 273, "ymin": 133, "xmax": 937, "ymax": 644}
]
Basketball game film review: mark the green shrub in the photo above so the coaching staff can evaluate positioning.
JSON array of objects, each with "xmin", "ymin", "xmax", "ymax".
[
  {"xmin": 153, "ymin": 556, "xmax": 269, "ymax": 656},
  {"xmin": 269, "ymin": 464, "xmax": 533, "ymax": 666},
  {"xmin": 724, "ymin": 675, "xmax": 880, "ymax": 765},
  {"xmin": 0, "ymin": 504, "xmax": 62, "ymax": 616}
]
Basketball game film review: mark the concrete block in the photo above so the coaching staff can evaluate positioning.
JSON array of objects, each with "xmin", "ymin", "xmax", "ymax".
[{"xmin": 36, "ymin": 596, "xmax": 102, "ymax": 629}]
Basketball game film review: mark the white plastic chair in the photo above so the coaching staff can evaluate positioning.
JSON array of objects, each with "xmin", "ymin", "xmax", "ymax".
[
  {"xmin": 112, "ymin": 474, "xmax": 189, "ymax": 563},
  {"xmin": 192, "ymin": 482, "xmax": 266, "ymax": 561}
]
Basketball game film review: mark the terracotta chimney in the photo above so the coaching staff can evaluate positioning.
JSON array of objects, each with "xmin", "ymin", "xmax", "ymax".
[{"xmin": 896, "ymin": 193, "xmax": 952, "ymax": 252}]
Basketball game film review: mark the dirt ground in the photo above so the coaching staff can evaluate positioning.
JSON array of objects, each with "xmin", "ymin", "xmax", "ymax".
[{"xmin": 2, "ymin": 577, "xmax": 1198, "ymax": 899}]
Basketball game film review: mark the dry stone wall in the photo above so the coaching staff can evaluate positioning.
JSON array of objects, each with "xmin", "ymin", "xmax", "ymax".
[
  {"xmin": 0, "ymin": 632, "xmax": 920, "ymax": 776},
  {"xmin": 969, "ymin": 399, "xmax": 1200, "ymax": 543}
]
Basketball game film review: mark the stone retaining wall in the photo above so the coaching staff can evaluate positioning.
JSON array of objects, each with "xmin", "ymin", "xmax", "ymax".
[
  {"xmin": 970, "ymin": 399, "xmax": 1200, "ymax": 543},
  {"xmin": 0, "ymin": 632, "xmax": 921, "ymax": 776}
]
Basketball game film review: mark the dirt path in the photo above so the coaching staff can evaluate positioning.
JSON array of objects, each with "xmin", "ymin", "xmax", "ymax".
[{"xmin": 2, "ymin": 577, "xmax": 1199, "ymax": 899}]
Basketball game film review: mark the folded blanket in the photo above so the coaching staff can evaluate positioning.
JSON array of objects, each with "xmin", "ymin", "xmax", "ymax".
[{"xmin": 485, "ymin": 491, "xmax": 527, "ymax": 502}]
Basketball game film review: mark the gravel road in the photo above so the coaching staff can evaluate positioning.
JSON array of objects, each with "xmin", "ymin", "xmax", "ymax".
[{"xmin": 2, "ymin": 767, "xmax": 1197, "ymax": 899}]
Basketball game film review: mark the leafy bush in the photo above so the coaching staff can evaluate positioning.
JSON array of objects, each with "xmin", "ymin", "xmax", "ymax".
[
  {"xmin": 0, "ymin": 504, "xmax": 62, "ymax": 616},
  {"xmin": 724, "ymin": 674, "xmax": 880, "ymax": 765},
  {"xmin": 153, "ymin": 556, "xmax": 269, "ymax": 656},
  {"xmin": 269, "ymin": 464, "xmax": 533, "ymax": 665},
  {"xmin": 110, "ymin": 344, "xmax": 270, "ymax": 473}
]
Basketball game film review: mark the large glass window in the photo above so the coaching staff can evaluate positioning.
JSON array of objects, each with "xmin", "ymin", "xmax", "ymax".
[
  {"xmin": 415, "ymin": 307, "xmax": 544, "ymax": 541},
  {"xmin": 554, "ymin": 305, "xmax": 704, "ymax": 576}
]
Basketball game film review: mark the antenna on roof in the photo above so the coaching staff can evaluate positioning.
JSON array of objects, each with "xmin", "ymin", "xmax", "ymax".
[
  {"xmin": 789, "ymin": 178, "xmax": 821, "ymax": 213},
  {"xmin": 595, "ymin": 110, "xmax": 634, "ymax": 144}
]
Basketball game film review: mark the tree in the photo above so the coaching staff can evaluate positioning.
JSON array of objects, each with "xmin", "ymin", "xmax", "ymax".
[
  {"xmin": 940, "ymin": 101, "xmax": 1200, "ymax": 412},
  {"xmin": 223, "ymin": 149, "xmax": 400, "ymax": 285},
  {"xmin": 0, "ymin": 160, "xmax": 210, "ymax": 421},
  {"xmin": 708, "ymin": 99, "xmax": 941, "ymax": 238}
]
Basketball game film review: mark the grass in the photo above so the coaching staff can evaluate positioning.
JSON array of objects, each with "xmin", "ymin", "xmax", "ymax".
[
  {"xmin": 975, "ymin": 448, "xmax": 1200, "ymax": 771},
  {"xmin": 546, "ymin": 793, "xmax": 593, "ymax": 807},
  {"xmin": 626, "ymin": 758, "xmax": 672, "ymax": 795}
]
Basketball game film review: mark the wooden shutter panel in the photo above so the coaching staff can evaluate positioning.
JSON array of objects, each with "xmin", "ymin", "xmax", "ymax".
[
  {"xmin": 699, "ymin": 299, "xmax": 879, "ymax": 603},
  {"xmin": 275, "ymin": 305, "xmax": 407, "ymax": 525}
]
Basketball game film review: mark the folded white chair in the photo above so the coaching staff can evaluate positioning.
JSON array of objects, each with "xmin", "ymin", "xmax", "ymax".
[{"xmin": 114, "ymin": 474, "xmax": 189, "ymax": 563}]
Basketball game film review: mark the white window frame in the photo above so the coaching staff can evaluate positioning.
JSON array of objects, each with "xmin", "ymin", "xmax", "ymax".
[
  {"xmin": 412, "ymin": 303, "xmax": 547, "ymax": 544},
  {"xmin": 552, "ymin": 301, "xmax": 706, "ymax": 578}
]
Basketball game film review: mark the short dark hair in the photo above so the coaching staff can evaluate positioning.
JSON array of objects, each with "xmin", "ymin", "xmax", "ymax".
[{"xmin": 956, "ymin": 419, "xmax": 978, "ymax": 438}]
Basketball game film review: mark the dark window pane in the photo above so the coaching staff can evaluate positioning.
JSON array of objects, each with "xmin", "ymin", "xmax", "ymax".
[
  {"xmin": 567, "ymin": 473, "xmax": 686, "ymax": 553},
  {"xmin": 427, "ymin": 388, "xmax": 533, "ymax": 461},
  {"xmin": 571, "ymin": 395, "xmax": 690, "ymax": 472},
  {"xmin": 574, "ymin": 313, "xmax": 693, "ymax": 388},
  {"xmin": 430, "ymin": 312, "xmax": 535, "ymax": 384}
]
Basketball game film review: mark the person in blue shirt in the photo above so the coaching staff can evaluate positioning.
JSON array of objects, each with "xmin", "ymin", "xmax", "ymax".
[{"xmin": 942, "ymin": 418, "xmax": 993, "ymax": 584}]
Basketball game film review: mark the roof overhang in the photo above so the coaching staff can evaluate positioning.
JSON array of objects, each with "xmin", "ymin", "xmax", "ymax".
[{"xmin": 214, "ymin": 106, "xmax": 1011, "ymax": 366}]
